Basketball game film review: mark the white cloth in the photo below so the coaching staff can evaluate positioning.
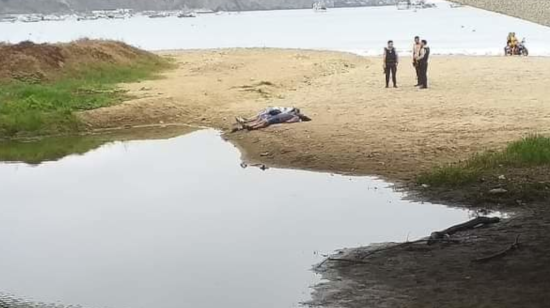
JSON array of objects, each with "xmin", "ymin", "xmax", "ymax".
[
  {"xmin": 412, "ymin": 43, "xmax": 422, "ymax": 60},
  {"xmin": 270, "ymin": 107, "xmax": 296, "ymax": 114}
]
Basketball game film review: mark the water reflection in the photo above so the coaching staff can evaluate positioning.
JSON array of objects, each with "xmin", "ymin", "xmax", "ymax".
[
  {"xmin": 0, "ymin": 125, "xmax": 195, "ymax": 164},
  {"xmin": 0, "ymin": 129, "xmax": 470, "ymax": 308}
]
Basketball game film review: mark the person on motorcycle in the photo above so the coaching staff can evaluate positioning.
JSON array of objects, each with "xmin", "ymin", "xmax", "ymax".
[{"xmin": 506, "ymin": 32, "xmax": 522, "ymax": 55}]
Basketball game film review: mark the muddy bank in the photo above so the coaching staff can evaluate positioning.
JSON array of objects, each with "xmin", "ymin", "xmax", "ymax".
[
  {"xmin": 309, "ymin": 156, "xmax": 550, "ymax": 307},
  {"xmin": 309, "ymin": 203, "xmax": 550, "ymax": 308},
  {"xmin": 310, "ymin": 156, "xmax": 550, "ymax": 307}
]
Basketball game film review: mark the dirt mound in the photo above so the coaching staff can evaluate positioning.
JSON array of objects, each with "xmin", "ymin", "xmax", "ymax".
[
  {"xmin": 63, "ymin": 39, "xmax": 154, "ymax": 64},
  {"xmin": 0, "ymin": 40, "xmax": 157, "ymax": 82}
]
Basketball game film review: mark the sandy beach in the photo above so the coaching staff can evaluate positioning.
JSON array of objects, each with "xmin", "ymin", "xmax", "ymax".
[{"xmin": 81, "ymin": 48, "xmax": 550, "ymax": 180}]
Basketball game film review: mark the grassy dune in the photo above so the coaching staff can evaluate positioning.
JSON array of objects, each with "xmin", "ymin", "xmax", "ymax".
[{"xmin": 0, "ymin": 40, "xmax": 170, "ymax": 138}]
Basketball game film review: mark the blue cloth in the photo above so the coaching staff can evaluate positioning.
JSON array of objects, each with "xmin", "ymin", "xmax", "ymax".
[
  {"xmin": 267, "ymin": 113, "xmax": 295, "ymax": 125},
  {"xmin": 259, "ymin": 108, "xmax": 282, "ymax": 119}
]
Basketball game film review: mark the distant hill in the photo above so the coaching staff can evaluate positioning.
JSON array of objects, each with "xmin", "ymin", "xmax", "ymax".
[
  {"xmin": 0, "ymin": 0, "xmax": 398, "ymax": 14},
  {"xmin": 450, "ymin": 0, "xmax": 550, "ymax": 27}
]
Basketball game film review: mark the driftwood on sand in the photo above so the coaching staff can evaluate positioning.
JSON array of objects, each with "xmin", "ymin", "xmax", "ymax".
[
  {"xmin": 428, "ymin": 216, "xmax": 501, "ymax": 245},
  {"xmin": 324, "ymin": 217, "xmax": 502, "ymax": 266},
  {"xmin": 473, "ymin": 234, "xmax": 521, "ymax": 263}
]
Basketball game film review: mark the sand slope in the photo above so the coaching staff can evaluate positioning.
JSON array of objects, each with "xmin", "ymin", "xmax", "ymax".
[{"xmin": 452, "ymin": 0, "xmax": 550, "ymax": 27}]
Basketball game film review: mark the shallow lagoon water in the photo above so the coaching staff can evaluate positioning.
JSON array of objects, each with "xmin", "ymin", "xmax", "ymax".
[
  {"xmin": 1, "ymin": 1, "xmax": 550, "ymax": 55},
  {"xmin": 0, "ymin": 129, "xmax": 471, "ymax": 308}
]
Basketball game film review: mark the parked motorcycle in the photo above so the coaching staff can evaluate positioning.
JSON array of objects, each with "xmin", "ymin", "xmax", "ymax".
[{"xmin": 505, "ymin": 38, "xmax": 529, "ymax": 56}]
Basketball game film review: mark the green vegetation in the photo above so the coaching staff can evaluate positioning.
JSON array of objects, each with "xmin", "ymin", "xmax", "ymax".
[
  {"xmin": 0, "ymin": 57, "xmax": 170, "ymax": 138},
  {"xmin": 0, "ymin": 136, "xmax": 108, "ymax": 164},
  {"xmin": 418, "ymin": 135, "xmax": 550, "ymax": 187}
]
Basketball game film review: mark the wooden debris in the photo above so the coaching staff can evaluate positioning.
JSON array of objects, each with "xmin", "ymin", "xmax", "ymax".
[
  {"xmin": 473, "ymin": 234, "xmax": 521, "ymax": 263},
  {"xmin": 428, "ymin": 216, "xmax": 501, "ymax": 245}
]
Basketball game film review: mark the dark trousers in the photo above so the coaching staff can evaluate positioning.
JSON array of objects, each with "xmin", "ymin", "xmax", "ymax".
[
  {"xmin": 418, "ymin": 62, "xmax": 429, "ymax": 88},
  {"xmin": 385, "ymin": 64, "xmax": 397, "ymax": 87},
  {"xmin": 414, "ymin": 62, "xmax": 421, "ymax": 84}
]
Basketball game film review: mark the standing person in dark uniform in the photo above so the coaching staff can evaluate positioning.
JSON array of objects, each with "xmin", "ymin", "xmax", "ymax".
[
  {"xmin": 383, "ymin": 40, "xmax": 399, "ymax": 88},
  {"xmin": 416, "ymin": 39, "xmax": 430, "ymax": 89},
  {"xmin": 412, "ymin": 36, "xmax": 422, "ymax": 86}
]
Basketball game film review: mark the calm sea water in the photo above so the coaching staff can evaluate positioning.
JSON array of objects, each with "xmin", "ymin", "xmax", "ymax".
[
  {"xmin": 0, "ymin": 129, "xmax": 470, "ymax": 308},
  {"xmin": 1, "ymin": 1, "xmax": 550, "ymax": 55}
]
